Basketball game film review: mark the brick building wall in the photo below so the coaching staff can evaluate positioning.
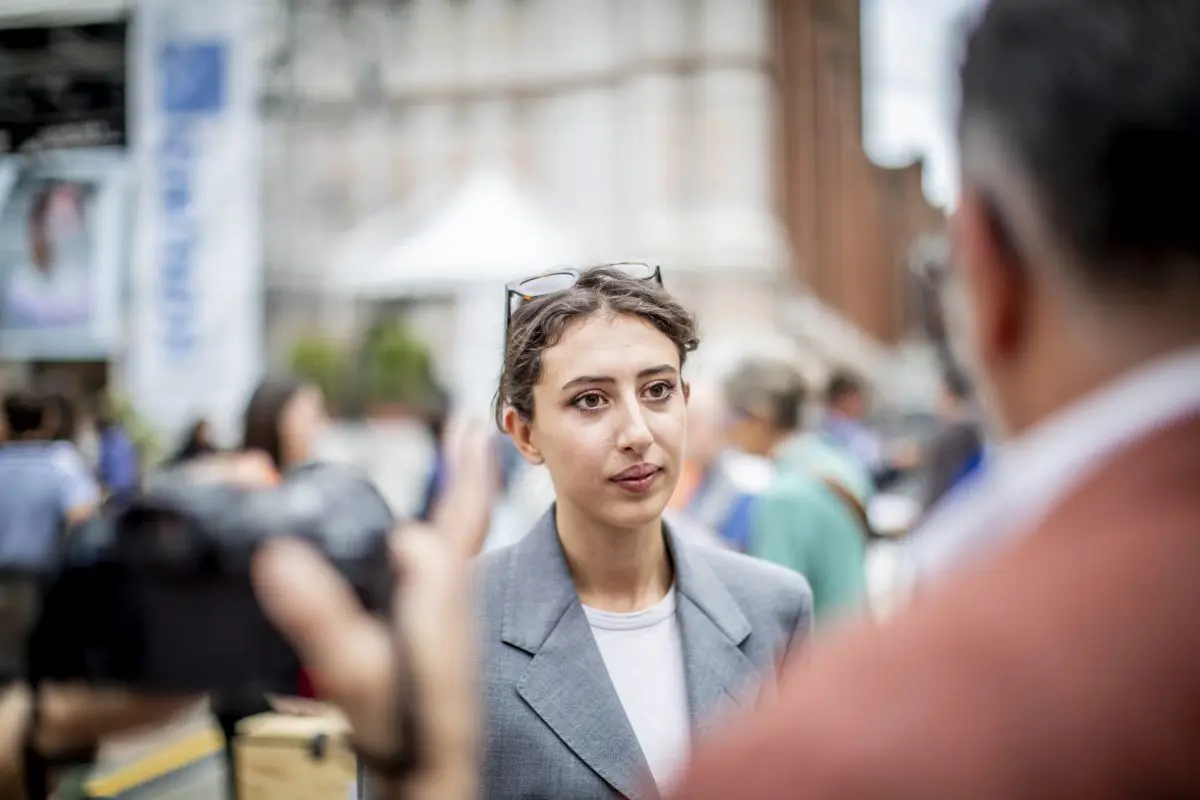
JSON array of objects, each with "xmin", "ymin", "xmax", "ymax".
[{"xmin": 774, "ymin": 0, "xmax": 945, "ymax": 344}]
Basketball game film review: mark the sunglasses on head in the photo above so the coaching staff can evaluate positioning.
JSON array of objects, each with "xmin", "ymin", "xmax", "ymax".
[{"xmin": 503, "ymin": 262, "xmax": 663, "ymax": 342}]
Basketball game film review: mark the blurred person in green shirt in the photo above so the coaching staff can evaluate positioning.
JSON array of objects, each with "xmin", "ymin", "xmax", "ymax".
[
  {"xmin": 775, "ymin": 424, "xmax": 874, "ymax": 509},
  {"xmin": 722, "ymin": 359, "xmax": 869, "ymax": 622}
]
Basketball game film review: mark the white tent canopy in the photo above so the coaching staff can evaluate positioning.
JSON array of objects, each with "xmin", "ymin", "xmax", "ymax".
[
  {"xmin": 331, "ymin": 168, "xmax": 583, "ymax": 297},
  {"xmin": 328, "ymin": 168, "xmax": 585, "ymax": 423}
]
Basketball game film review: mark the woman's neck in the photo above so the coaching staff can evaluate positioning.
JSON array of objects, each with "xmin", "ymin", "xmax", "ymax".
[{"xmin": 555, "ymin": 502, "xmax": 673, "ymax": 613}]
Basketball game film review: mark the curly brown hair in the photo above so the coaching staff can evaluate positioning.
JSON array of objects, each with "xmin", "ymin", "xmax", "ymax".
[{"xmin": 494, "ymin": 266, "xmax": 700, "ymax": 431}]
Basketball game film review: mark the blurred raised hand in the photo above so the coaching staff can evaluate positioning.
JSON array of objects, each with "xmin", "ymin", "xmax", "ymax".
[{"xmin": 252, "ymin": 419, "xmax": 497, "ymax": 798}]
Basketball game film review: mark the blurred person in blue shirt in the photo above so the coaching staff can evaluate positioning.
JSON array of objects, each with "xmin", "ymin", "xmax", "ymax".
[
  {"xmin": 669, "ymin": 379, "xmax": 768, "ymax": 552},
  {"xmin": 922, "ymin": 367, "xmax": 986, "ymax": 512},
  {"xmin": 93, "ymin": 403, "xmax": 139, "ymax": 502},
  {"xmin": 0, "ymin": 391, "xmax": 97, "ymax": 571},
  {"xmin": 41, "ymin": 389, "xmax": 102, "ymax": 509},
  {"xmin": 821, "ymin": 370, "xmax": 920, "ymax": 491}
]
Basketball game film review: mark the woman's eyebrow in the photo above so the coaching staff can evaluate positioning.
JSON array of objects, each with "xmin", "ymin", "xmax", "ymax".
[{"xmin": 560, "ymin": 364, "xmax": 676, "ymax": 391}]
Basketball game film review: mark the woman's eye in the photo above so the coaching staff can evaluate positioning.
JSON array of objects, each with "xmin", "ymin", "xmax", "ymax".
[
  {"xmin": 644, "ymin": 381, "xmax": 675, "ymax": 401},
  {"xmin": 572, "ymin": 393, "xmax": 606, "ymax": 411}
]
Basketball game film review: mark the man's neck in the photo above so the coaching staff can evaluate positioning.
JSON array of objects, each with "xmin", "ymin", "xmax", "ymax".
[
  {"xmin": 554, "ymin": 502, "xmax": 673, "ymax": 613},
  {"xmin": 1001, "ymin": 339, "xmax": 1200, "ymax": 441}
]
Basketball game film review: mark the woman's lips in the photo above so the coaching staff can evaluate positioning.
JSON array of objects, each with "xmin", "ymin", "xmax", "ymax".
[{"xmin": 611, "ymin": 464, "xmax": 662, "ymax": 494}]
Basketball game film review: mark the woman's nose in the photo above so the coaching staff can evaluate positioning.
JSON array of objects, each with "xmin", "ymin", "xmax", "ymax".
[{"xmin": 615, "ymin": 405, "xmax": 653, "ymax": 453}]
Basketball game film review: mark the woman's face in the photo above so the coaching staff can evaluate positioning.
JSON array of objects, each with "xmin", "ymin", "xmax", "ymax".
[
  {"xmin": 508, "ymin": 312, "xmax": 688, "ymax": 532},
  {"xmin": 278, "ymin": 385, "xmax": 328, "ymax": 468}
]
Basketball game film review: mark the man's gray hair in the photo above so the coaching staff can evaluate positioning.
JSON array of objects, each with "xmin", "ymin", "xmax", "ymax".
[{"xmin": 722, "ymin": 358, "xmax": 807, "ymax": 431}]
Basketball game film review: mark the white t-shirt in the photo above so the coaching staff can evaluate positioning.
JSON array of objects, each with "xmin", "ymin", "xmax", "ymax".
[{"xmin": 583, "ymin": 588, "xmax": 691, "ymax": 792}]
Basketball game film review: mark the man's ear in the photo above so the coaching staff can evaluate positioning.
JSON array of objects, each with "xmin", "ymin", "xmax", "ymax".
[
  {"xmin": 951, "ymin": 188, "xmax": 1029, "ymax": 365},
  {"xmin": 502, "ymin": 406, "xmax": 543, "ymax": 465}
]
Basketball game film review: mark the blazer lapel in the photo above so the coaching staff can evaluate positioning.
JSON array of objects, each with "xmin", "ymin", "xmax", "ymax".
[
  {"xmin": 503, "ymin": 510, "xmax": 657, "ymax": 800},
  {"xmin": 668, "ymin": 530, "xmax": 761, "ymax": 730}
]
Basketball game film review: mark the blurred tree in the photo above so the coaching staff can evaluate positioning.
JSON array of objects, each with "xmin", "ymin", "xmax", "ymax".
[
  {"xmin": 289, "ymin": 335, "xmax": 351, "ymax": 414},
  {"xmin": 361, "ymin": 321, "xmax": 434, "ymax": 411}
]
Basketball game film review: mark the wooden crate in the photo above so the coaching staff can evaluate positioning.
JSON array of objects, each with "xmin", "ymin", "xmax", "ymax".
[{"xmin": 233, "ymin": 712, "xmax": 359, "ymax": 800}]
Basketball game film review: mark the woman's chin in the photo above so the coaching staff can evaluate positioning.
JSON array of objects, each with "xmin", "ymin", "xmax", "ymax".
[{"xmin": 600, "ymin": 490, "xmax": 672, "ymax": 532}]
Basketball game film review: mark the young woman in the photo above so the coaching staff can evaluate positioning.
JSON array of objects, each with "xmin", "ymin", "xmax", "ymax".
[
  {"xmin": 214, "ymin": 377, "xmax": 332, "ymax": 791},
  {"xmin": 242, "ymin": 378, "xmax": 328, "ymax": 471},
  {"xmin": 478, "ymin": 264, "xmax": 814, "ymax": 799}
]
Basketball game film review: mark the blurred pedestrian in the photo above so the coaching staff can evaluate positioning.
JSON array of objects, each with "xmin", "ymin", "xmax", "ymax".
[
  {"xmin": 724, "ymin": 358, "xmax": 871, "ymax": 621},
  {"xmin": 93, "ymin": 400, "xmax": 138, "ymax": 503},
  {"xmin": 39, "ymin": 390, "xmax": 101, "ymax": 512},
  {"xmin": 165, "ymin": 418, "xmax": 217, "ymax": 467},
  {"xmin": 242, "ymin": 378, "xmax": 328, "ymax": 472},
  {"xmin": 921, "ymin": 367, "xmax": 985, "ymax": 512},
  {"xmin": 215, "ymin": 377, "xmax": 333, "ymax": 789},
  {"xmin": 416, "ymin": 384, "xmax": 451, "ymax": 522},
  {"xmin": 821, "ymin": 371, "xmax": 920, "ymax": 490},
  {"xmin": 668, "ymin": 378, "xmax": 765, "ymax": 552}
]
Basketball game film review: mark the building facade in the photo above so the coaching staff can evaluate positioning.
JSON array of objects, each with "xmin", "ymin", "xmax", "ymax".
[
  {"xmin": 261, "ymin": 0, "xmax": 941, "ymax": 373},
  {"xmin": 0, "ymin": 0, "xmax": 942, "ymax": 401},
  {"xmin": 774, "ymin": 0, "xmax": 944, "ymax": 344}
]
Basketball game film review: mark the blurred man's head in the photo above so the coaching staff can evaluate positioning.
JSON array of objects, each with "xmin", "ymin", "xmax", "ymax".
[
  {"xmin": 951, "ymin": 0, "xmax": 1200, "ymax": 439},
  {"xmin": 2, "ymin": 391, "xmax": 47, "ymax": 440},
  {"xmin": 722, "ymin": 359, "xmax": 807, "ymax": 458},
  {"xmin": 825, "ymin": 371, "xmax": 867, "ymax": 420}
]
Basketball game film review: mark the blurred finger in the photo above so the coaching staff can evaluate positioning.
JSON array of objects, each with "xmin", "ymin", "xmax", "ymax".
[
  {"xmin": 432, "ymin": 420, "xmax": 496, "ymax": 559},
  {"xmin": 390, "ymin": 527, "xmax": 479, "ymax": 758},
  {"xmin": 251, "ymin": 539, "xmax": 392, "ymax": 719},
  {"xmin": 390, "ymin": 525, "xmax": 461, "ymax": 627}
]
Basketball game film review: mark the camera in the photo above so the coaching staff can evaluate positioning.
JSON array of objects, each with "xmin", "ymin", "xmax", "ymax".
[{"xmin": 16, "ymin": 462, "xmax": 396, "ymax": 694}]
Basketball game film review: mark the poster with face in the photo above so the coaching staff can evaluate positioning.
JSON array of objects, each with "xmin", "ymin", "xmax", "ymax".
[
  {"xmin": 1, "ymin": 178, "xmax": 96, "ymax": 330},
  {"xmin": 0, "ymin": 20, "xmax": 129, "ymax": 359},
  {"xmin": 0, "ymin": 151, "xmax": 128, "ymax": 359}
]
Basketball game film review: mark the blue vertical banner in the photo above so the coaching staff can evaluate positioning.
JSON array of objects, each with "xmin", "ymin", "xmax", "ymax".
[{"xmin": 128, "ymin": 0, "xmax": 263, "ymax": 443}]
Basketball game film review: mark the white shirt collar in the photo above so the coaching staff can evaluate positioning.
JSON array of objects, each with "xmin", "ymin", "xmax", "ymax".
[{"xmin": 907, "ymin": 345, "xmax": 1200, "ymax": 581}]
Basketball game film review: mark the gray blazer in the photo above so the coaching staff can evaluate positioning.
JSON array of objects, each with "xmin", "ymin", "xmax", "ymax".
[{"xmin": 475, "ymin": 510, "xmax": 814, "ymax": 800}]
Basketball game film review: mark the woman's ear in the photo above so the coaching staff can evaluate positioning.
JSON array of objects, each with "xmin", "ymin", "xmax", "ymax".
[
  {"xmin": 503, "ymin": 406, "xmax": 543, "ymax": 465},
  {"xmin": 682, "ymin": 381, "xmax": 691, "ymax": 405}
]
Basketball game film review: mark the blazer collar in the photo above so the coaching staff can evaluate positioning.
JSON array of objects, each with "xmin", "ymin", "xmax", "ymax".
[
  {"xmin": 501, "ymin": 507, "xmax": 752, "ymax": 652},
  {"xmin": 501, "ymin": 508, "xmax": 758, "ymax": 800}
]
